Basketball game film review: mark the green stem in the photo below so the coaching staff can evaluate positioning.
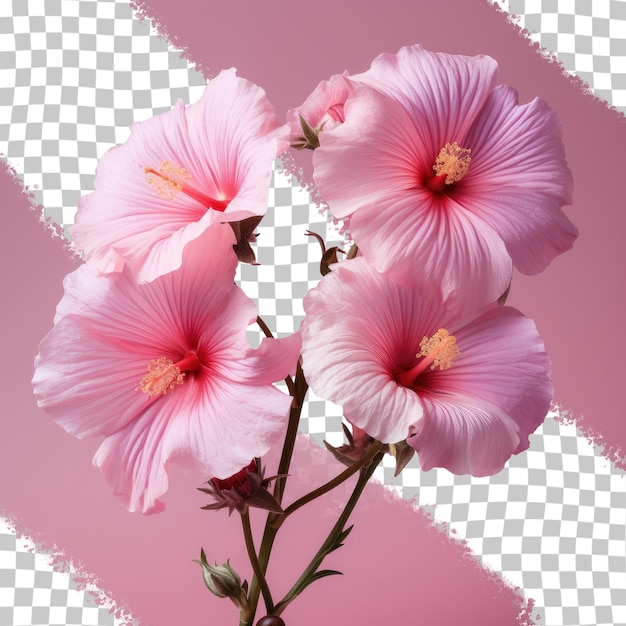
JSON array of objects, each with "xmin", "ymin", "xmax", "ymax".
[
  {"xmin": 273, "ymin": 441, "xmax": 384, "ymax": 530},
  {"xmin": 274, "ymin": 451, "xmax": 385, "ymax": 616},
  {"xmin": 240, "ymin": 511, "xmax": 274, "ymax": 616},
  {"xmin": 242, "ymin": 362, "xmax": 308, "ymax": 626},
  {"xmin": 273, "ymin": 360, "xmax": 308, "ymax": 505}
]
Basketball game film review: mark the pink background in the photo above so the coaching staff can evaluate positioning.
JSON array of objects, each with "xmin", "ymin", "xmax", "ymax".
[{"xmin": 1, "ymin": 0, "xmax": 624, "ymax": 624}]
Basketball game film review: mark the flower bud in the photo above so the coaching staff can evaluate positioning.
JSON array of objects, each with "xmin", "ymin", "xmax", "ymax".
[
  {"xmin": 195, "ymin": 549, "xmax": 243, "ymax": 599},
  {"xmin": 198, "ymin": 459, "xmax": 284, "ymax": 516}
]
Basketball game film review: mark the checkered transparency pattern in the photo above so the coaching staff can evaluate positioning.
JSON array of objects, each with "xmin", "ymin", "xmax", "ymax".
[
  {"xmin": 489, "ymin": 0, "xmax": 626, "ymax": 112},
  {"xmin": 0, "ymin": 519, "xmax": 120, "ymax": 626},
  {"xmin": 372, "ymin": 412, "xmax": 626, "ymax": 626},
  {"xmin": 1, "ymin": 1, "xmax": 626, "ymax": 626},
  {"xmin": 0, "ymin": 0, "xmax": 207, "ymax": 237}
]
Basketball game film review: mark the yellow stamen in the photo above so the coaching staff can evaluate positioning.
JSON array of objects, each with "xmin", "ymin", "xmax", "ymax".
[
  {"xmin": 136, "ymin": 357, "xmax": 186, "ymax": 397},
  {"xmin": 145, "ymin": 161, "xmax": 192, "ymax": 200},
  {"xmin": 417, "ymin": 328, "xmax": 460, "ymax": 372},
  {"xmin": 396, "ymin": 328, "xmax": 460, "ymax": 387},
  {"xmin": 144, "ymin": 160, "xmax": 229, "ymax": 211},
  {"xmin": 433, "ymin": 142, "xmax": 471, "ymax": 185}
]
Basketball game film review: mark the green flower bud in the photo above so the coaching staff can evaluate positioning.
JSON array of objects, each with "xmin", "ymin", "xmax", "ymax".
[{"xmin": 195, "ymin": 549, "xmax": 246, "ymax": 604}]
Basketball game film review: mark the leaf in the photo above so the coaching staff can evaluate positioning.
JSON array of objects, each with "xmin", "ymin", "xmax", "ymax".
[
  {"xmin": 328, "ymin": 524, "xmax": 354, "ymax": 553},
  {"xmin": 299, "ymin": 114, "xmax": 320, "ymax": 150},
  {"xmin": 291, "ymin": 569, "xmax": 343, "ymax": 597}
]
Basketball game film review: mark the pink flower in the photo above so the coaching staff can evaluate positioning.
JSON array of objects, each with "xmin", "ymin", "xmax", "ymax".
[
  {"xmin": 286, "ymin": 73, "xmax": 354, "ymax": 149},
  {"xmin": 32, "ymin": 225, "xmax": 301, "ymax": 513},
  {"xmin": 300, "ymin": 258, "xmax": 552, "ymax": 476},
  {"xmin": 73, "ymin": 68, "xmax": 288, "ymax": 284},
  {"xmin": 313, "ymin": 45, "xmax": 577, "ymax": 312}
]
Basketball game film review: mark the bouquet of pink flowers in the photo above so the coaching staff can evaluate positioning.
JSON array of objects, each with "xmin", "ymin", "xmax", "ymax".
[{"xmin": 32, "ymin": 44, "xmax": 577, "ymax": 625}]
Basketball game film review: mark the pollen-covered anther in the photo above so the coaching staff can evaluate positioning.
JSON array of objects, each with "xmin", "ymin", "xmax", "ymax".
[
  {"xmin": 136, "ymin": 357, "xmax": 186, "ymax": 396},
  {"xmin": 144, "ymin": 161, "xmax": 229, "ymax": 211},
  {"xmin": 145, "ymin": 161, "xmax": 192, "ymax": 200},
  {"xmin": 433, "ymin": 142, "xmax": 471, "ymax": 185},
  {"xmin": 418, "ymin": 328, "xmax": 460, "ymax": 371}
]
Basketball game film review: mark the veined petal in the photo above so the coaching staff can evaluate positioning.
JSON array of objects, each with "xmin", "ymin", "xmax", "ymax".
[
  {"xmin": 355, "ymin": 44, "xmax": 498, "ymax": 157},
  {"xmin": 185, "ymin": 68, "xmax": 288, "ymax": 224},
  {"xmin": 440, "ymin": 306, "xmax": 552, "ymax": 454},
  {"xmin": 313, "ymin": 86, "xmax": 425, "ymax": 218},
  {"xmin": 461, "ymin": 85, "xmax": 577, "ymax": 274},
  {"xmin": 73, "ymin": 68, "xmax": 285, "ymax": 282},
  {"xmin": 32, "ymin": 314, "xmax": 155, "ymax": 438},
  {"xmin": 408, "ymin": 394, "xmax": 520, "ymax": 476},
  {"xmin": 302, "ymin": 259, "xmax": 444, "ymax": 443},
  {"xmin": 54, "ymin": 226, "xmax": 238, "ymax": 348},
  {"xmin": 165, "ymin": 378, "xmax": 293, "ymax": 480},
  {"xmin": 92, "ymin": 371, "xmax": 294, "ymax": 514},
  {"xmin": 349, "ymin": 192, "xmax": 512, "ymax": 316}
]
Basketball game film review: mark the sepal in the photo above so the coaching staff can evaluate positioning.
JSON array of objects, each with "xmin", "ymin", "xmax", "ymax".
[{"xmin": 199, "ymin": 458, "xmax": 284, "ymax": 516}]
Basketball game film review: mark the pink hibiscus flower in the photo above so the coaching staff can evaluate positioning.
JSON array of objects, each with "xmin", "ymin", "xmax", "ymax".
[
  {"xmin": 32, "ymin": 225, "xmax": 301, "ymax": 513},
  {"xmin": 300, "ymin": 258, "xmax": 552, "ymax": 476},
  {"xmin": 312, "ymin": 45, "xmax": 577, "ymax": 312},
  {"xmin": 73, "ymin": 68, "xmax": 288, "ymax": 284}
]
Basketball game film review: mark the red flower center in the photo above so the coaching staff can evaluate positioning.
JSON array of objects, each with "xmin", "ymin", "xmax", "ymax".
[
  {"xmin": 396, "ymin": 329, "xmax": 460, "ymax": 388},
  {"xmin": 211, "ymin": 460, "xmax": 257, "ymax": 497}
]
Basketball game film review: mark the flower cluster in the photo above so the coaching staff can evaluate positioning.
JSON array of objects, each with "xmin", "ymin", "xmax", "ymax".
[
  {"xmin": 32, "ymin": 44, "xmax": 576, "ymax": 625},
  {"xmin": 291, "ymin": 44, "xmax": 576, "ymax": 473},
  {"xmin": 32, "ymin": 70, "xmax": 300, "ymax": 514}
]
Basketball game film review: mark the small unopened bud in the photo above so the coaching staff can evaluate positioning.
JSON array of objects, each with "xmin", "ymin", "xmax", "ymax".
[
  {"xmin": 198, "ymin": 459, "xmax": 284, "ymax": 516},
  {"xmin": 195, "ymin": 549, "xmax": 248, "ymax": 611}
]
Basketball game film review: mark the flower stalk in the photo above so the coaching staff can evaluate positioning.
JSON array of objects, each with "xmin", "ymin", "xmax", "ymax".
[{"xmin": 274, "ymin": 450, "xmax": 385, "ymax": 616}]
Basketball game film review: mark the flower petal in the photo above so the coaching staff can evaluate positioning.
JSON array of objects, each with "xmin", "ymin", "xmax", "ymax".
[
  {"xmin": 93, "ymin": 373, "xmax": 293, "ymax": 514},
  {"xmin": 73, "ymin": 68, "xmax": 286, "ymax": 282},
  {"xmin": 185, "ymin": 68, "xmax": 288, "ymax": 225},
  {"xmin": 461, "ymin": 85, "xmax": 577, "ymax": 274},
  {"xmin": 286, "ymin": 72, "xmax": 355, "ymax": 142},
  {"xmin": 302, "ymin": 258, "xmax": 445, "ymax": 443},
  {"xmin": 32, "ymin": 313, "xmax": 155, "ymax": 438},
  {"xmin": 408, "ymin": 394, "xmax": 520, "ymax": 476},
  {"xmin": 355, "ymin": 44, "xmax": 498, "ymax": 157},
  {"xmin": 349, "ymin": 192, "xmax": 512, "ymax": 316},
  {"xmin": 313, "ymin": 86, "xmax": 425, "ymax": 218},
  {"xmin": 232, "ymin": 332, "xmax": 302, "ymax": 385},
  {"xmin": 441, "ymin": 306, "xmax": 553, "ymax": 454}
]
